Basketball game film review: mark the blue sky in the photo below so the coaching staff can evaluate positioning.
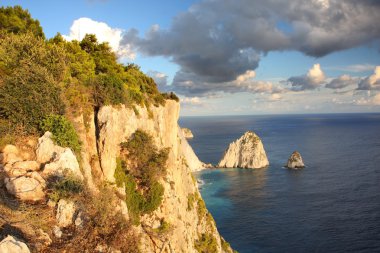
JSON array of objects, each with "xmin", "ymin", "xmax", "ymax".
[{"xmin": 2, "ymin": 0, "xmax": 380, "ymax": 115}]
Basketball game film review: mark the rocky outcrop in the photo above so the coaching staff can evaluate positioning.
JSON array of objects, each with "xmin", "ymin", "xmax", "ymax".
[
  {"xmin": 36, "ymin": 132, "xmax": 83, "ymax": 180},
  {"xmin": 286, "ymin": 151, "xmax": 305, "ymax": 169},
  {"xmin": 182, "ymin": 127, "xmax": 194, "ymax": 139},
  {"xmin": 56, "ymin": 199, "xmax": 76, "ymax": 228},
  {"xmin": 96, "ymin": 101, "xmax": 230, "ymax": 252},
  {"xmin": 4, "ymin": 172, "xmax": 46, "ymax": 202},
  {"xmin": 218, "ymin": 131, "xmax": 269, "ymax": 169},
  {"xmin": 0, "ymin": 235, "xmax": 31, "ymax": 253}
]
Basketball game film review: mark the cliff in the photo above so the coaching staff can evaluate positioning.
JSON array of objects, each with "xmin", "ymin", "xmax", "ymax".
[
  {"xmin": 182, "ymin": 128, "xmax": 194, "ymax": 139},
  {"xmin": 0, "ymin": 100, "xmax": 231, "ymax": 253},
  {"xmin": 218, "ymin": 131, "xmax": 269, "ymax": 169}
]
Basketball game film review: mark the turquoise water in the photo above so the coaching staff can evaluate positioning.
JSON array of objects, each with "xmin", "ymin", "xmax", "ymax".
[{"xmin": 180, "ymin": 114, "xmax": 380, "ymax": 253}]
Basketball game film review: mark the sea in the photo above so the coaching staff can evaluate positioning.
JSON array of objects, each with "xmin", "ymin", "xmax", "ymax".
[{"xmin": 179, "ymin": 113, "xmax": 380, "ymax": 253}]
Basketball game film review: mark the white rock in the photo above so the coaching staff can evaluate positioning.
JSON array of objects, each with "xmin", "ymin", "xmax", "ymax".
[
  {"xmin": 178, "ymin": 125, "xmax": 205, "ymax": 172},
  {"xmin": 0, "ymin": 235, "xmax": 31, "ymax": 253},
  {"xmin": 2, "ymin": 145, "xmax": 22, "ymax": 165},
  {"xmin": 12, "ymin": 161, "xmax": 40, "ymax": 171},
  {"xmin": 53, "ymin": 226, "xmax": 62, "ymax": 238},
  {"xmin": 5, "ymin": 176, "xmax": 45, "ymax": 202},
  {"xmin": 74, "ymin": 211, "xmax": 84, "ymax": 227},
  {"xmin": 286, "ymin": 151, "xmax": 305, "ymax": 169},
  {"xmin": 218, "ymin": 131, "xmax": 269, "ymax": 169},
  {"xmin": 42, "ymin": 148, "xmax": 83, "ymax": 180},
  {"xmin": 36, "ymin": 132, "xmax": 65, "ymax": 163},
  {"xmin": 56, "ymin": 199, "xmax": 76, "ymax": 227},
  {"xmin": 182, "ymin": 128, "xmax": 194, "ymax": 139}
]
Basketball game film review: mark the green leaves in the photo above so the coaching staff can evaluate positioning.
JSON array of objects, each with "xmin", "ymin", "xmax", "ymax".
[{"xmin": 40, "ymin": 115, "xmax": 81, "ymax": 153}]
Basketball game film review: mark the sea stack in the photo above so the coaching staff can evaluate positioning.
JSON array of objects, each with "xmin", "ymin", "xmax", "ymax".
[
  {"xmin": 286, "ymin": 151, "xmax": 305, "ymax": 169},
  {"xmin": 218, "ymin": 131, "xmax": 269, "ymax": 169},
  {"xmin": 182, "ymin": 127, "xmax": 194, "ymax": 139}
]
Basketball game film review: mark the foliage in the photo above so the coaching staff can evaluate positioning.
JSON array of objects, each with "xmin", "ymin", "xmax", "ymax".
[
  {"xmin": 40, "ymin": 114, "xmax": 81, "ymax": 153},
  {"xmin": 153, "ymin": 219, "xmax": 172, "ymax": 234},
  {"xmin": 120, "ymin": 130, "xmax": 169, "ymax": 186},
  {"xmin": 115, "ymin": 130, "xmax": 169, "ymax": 224},
  {"xmin": 0, "ymin": 32, "xmax": 66, "ymax": 133},
  {"xmin": 162, "ymin": 92, "xmax": 180, "ymax": 102},
  {"xmin": 92, "ymin": 73, "xmax": 126, "ymax": 106},
  {"xmin": 187, "ymin": 193, "xmax": 196, "ymax": 211},
  {"xmin": 194, "ymin": 233, "xmax": 218, "ymax": 253},
  {"xmin": 0, "ymin": 5, "xmax": 44, "ymax": 38},
  {"xmin": 47, "ymin": 172, "xmax": 84, "ymax": 202}
]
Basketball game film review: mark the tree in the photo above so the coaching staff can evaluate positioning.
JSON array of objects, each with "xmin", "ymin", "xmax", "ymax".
[{"xmin": 0, "ymin": 5, "xmax": 45, "ymax": 38}]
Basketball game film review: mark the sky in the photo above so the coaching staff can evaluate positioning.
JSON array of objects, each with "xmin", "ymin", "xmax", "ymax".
[{"xmin": 2, "ymin": 0, "xmax": 380, "ymax": 116}]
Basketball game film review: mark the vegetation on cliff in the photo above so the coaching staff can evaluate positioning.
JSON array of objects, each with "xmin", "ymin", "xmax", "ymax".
[
  {"xmin": 115, "ymin": 130, "xmax": 169, "ymax": 224},
  {"xmin": 0, "ymin": 5, "xmax": 178, "ymax": 149}
]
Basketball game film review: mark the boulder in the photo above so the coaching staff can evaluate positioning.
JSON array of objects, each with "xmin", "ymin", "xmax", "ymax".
[
  {"xmin": 12, "ymin": 161, "xmax": 40, "ymax": 171},
  {"xmin": 56, "ymin": 199, "xmax": 76, "ymax": 227},
  {"xmin": 36, "ymin": 132, "xmax": 65, "ymax": 164},
  {"xmin": 42, "ymin": 148, "xmax": 83, "ymax": 180},
  {"xmin": 286, "ymin": 151, "xmax": 305, "ymax": 169},
  {"xmin": 0, "ymin": 235, "xmax": 31, "ymax": 253},
  {"xmin": 5, "ymin": 175, "xmax": 45, "ymax": 202},
  {"xmin": 2, "ymin": 145, "xmax": 22, "ymax": 165},
  {"xmin": 218, "ymin": 131, "xmax": 269, "ymax": 169},
  {"xmin": 182, "ymin": 128, "xmax": 194, "ymax": 139}
]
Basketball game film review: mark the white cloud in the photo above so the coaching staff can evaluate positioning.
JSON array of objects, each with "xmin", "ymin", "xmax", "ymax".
[
  {"xmin": 354, "ymin": 92, "xmax": 380, "ymax": 106},
  {"xmin": 64, "ymin": 17, "xmax": 135, "ymax": 59},
  {"xmin": 357, "ymin": 66, "xmax": 380, "ymax": 90},
  {"xmin": 325, "ymin": 74, "xmax": 358, "ymax": 89},
  {"xmin": 181, "ymin": 97, "xmax": 203, "ymax": 106},
  {"xmin": 287, "ymin": 64, "xmax": 326, "ymax": 91},
  {"xmin": 329, "ymin": 64, "xmax": 376, "ymax": 73}
]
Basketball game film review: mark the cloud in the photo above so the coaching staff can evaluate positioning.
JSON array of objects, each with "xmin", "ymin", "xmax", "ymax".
[
  {"xmin": 353, "ymin": 92, "xmax": 380, "ymax": 106},
  {"xmin": 64, "ymin": 17, "xmax": 135, "ymax": 59},
  {"xmin": 329, "ymin": 64, "xmax": 376, "ymax": 73},
  {"xmin": 287, "ymin": 64, "xmax": 326, "ymax": 91},
  {"xmin": 181, "ymin": 97, "xmax": 203, "ymax": 106},
  {"xmin": 357, "ymin": 66, "xmax": 380, "ymax": 90},
  {"xmin": 325, "ymin": 74, "xmax": 358, "ymax": 89},
  {"xmin": 122, "ymin": 0, "xmax": 380, "ymax": 96},
  {"xmin": 171, "ymin": 70, "xmax": 285, "ymax": 96},
  {"xmin": 147, "ymin": 71, "xmax": 168, "ymax": 91}
]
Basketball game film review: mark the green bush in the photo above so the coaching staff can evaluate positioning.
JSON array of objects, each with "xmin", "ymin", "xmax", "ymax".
[
  {"xmin": 48, "ymin": 173, "xmax": 84, "ymax": 202},
  {"xmin": 0, "ymin": 32, "xmax": 66, "ymax": 133},
  {"xmin": 40, "ymin": 114, "xmax": 81, "ymax": 153},
  {"xmin": 115, "ymin": 130, "xmax": 169, "ymax": 224},
  {"xmin": 194, "ymin": 233, "xmax": 218, "ymax": 253},
  {"xmin": 92, "ymin": 73, "xmax": 126, "ymax": 107},
  {"xmin": 0, "ymin": 5, "xmax": 45, "ymax": 38}
]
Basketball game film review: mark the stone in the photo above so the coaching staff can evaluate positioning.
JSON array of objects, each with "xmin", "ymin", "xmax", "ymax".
[
  {"xmin": 74, "ymin": 211, "xmax": 84, "ymax": 227},
  {"xmin": 178, "ymin": 125, "xmax": 205, "ymax": 172},
  {"xmin": 0, "ymin": 235, "xmax": 31, "ymax": 253},
  {"xmin": 5, "ymin": 176, "xmax": 45, "ymax": 202},
  {"xmin": 286, "ymin": 151, "xmax": 305, "ymax": 169},
  {"xmin": 36, "ymin": 229, "xmax": 52, "ymax": 247},
  {"xmin": 12, "ymin": 161, "xmax": 40, "ymax": 171},
  {"xmin": 218, "ymin": 131, "xmax": 269, "ymax": 169},
  {"xmin": 182, "ymin": 127, "xmax": 194, "ymax": 139},
  {"xmin": 53, "ymin": 226, "xmax": 62, "ymax": 238},
  {"xmin": 2, "ymin": 145, "xmax": 22, "ymax": 165},
  {"xmin": 56, "ymin": 199, "xmax": 76, "ymax": 227},
  {"xmin": 42, "ymin": 148, "xmax": 83, "ymax": 180},
  {"xmin": 36, "ymin": 132, "xmax": 65, "ymax": 164}
]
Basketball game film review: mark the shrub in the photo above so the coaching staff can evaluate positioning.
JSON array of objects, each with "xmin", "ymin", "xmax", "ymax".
[
  {"xmin": 194, "ymin": 233, "xmax": 218, "ymax": 253},
  {"xmin": 48, "ymin": 173, "xmax": 83, "ymax": 202},
  {"xmin": 153, "ymin": 219, "xmax": 172, "ymax": 234},
  {"xmin": 162, "ymin": 92, "xmax": 180, "ymax": 102},
  {"xmin": 0, "ymin": 32, "xmax": 66, "ymax": 133},
  {"xmin": 187, "ymin": 193, "xmax": 196, "ymax": 211},
  {"xmin": 92, "ymin": 73, "xmax": 126, "ymax": 107},
  {"xmin": 40, "ymin": 114, "xmax": 81, "ymax": 153}
]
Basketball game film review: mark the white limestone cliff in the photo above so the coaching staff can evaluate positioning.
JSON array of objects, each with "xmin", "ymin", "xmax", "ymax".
[
  {"xmin": 182, "ymin": 127, "xmax": 194, "ymax": 139},
  {"xmin": 218, "ymin": 131, "xmax": 269, "ymax": 169}
]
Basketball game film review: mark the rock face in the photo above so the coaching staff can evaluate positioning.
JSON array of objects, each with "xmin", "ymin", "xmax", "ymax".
[
  {"xmin": 218, "ymin": 131, "xmax": 269, "ymax": 169},
  {"xmin": 96, "ymin": 101, "xmax": 230, "ymax": 252},
  {"xmin": 182, "ymin": 127, "xmax": 194, "ymax": 139},
  {"xmin": 36, "ymin": 132, "xmax": 83, "ymax": 180},
  {"xmin": 56, "ymin": 199, "xmax": 76, "ymax": 228},
  {"xmin": 0, "ymin": 235, "xmax": 31, "ymax": 253},
  {"xmin": 286, "ymin": 151, "xmax": 305, "ymax": 169},
  {"xmin": 5, "ymin": 173, "xmax": 46, "ymax": 202}
]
